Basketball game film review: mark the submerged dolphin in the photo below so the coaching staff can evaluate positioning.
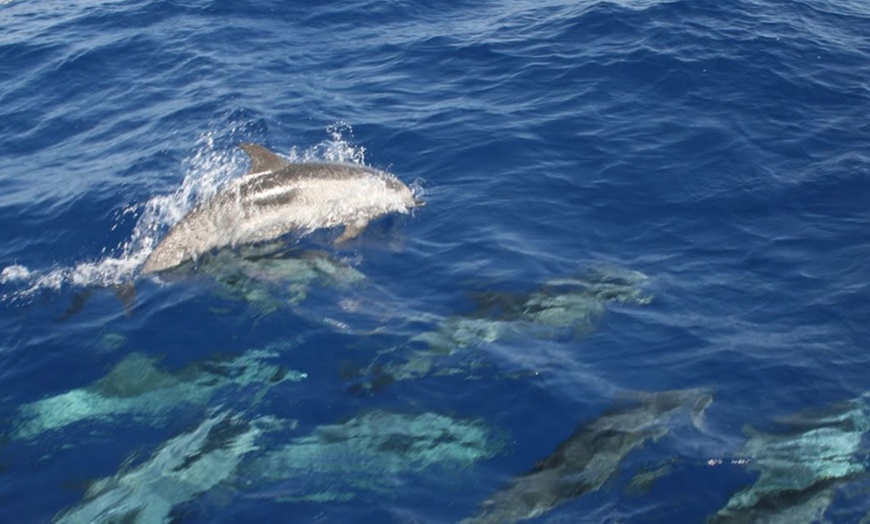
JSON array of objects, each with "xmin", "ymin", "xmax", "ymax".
[
  {"xmin": 238, "ymin": 410, "xmax": 501, "ymax": 504},
  {"xmin": 345, "ymin": 270, "xmax": 653, "ymax": 392},
  {"xmin": 709, "ymin": 394, "xmax": 870, "ymax": 523},
  {"xmin": 55, "ymin": 411, "xmax": 263, "ymax": 523},
  {"xmin": 10, "ymin": 349, "xmax": 305, "ymax": 441},
  {"xmin": 142, "ymin": 144, "xmax": 420, "ymax": 274},
  {"xmin": 463, "ymin": 389, "xmax": 712, "ymax": 524}
]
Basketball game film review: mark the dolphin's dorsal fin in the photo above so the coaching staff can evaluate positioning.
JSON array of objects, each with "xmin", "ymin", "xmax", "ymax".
[{"xmin": 240, "ymin": 144, "xmax": 290, "ymax": 175}]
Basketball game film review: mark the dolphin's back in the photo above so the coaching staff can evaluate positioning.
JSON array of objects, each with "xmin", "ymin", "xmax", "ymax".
[{"xmin": 141, "ymin": 146, "xmax": 417, "ymax": 274}]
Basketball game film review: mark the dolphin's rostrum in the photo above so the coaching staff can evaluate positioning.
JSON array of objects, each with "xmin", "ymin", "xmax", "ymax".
[{"xmin": 142, "ymin": 144, "xmax": 420, "ymax": 274}]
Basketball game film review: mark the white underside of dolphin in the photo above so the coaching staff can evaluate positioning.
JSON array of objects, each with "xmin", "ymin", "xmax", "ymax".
[{"xmin": 141, "ymin": 144, "xmax": 420, "ymax": 274}]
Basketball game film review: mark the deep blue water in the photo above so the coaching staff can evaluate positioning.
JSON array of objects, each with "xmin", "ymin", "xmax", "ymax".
[{"xmin": 2, "ymin": 0, "xmax": 870, "ymax": 522}]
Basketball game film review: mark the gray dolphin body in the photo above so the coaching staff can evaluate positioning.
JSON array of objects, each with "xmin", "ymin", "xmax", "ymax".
[
  {"xmin": 11, "ymin": 349, "xmax": 305, "ymax": 441},
  {"xmin": 709, "ymin": 394, "xmax": 870, "ymax": 523},
  {"xmin": 55, "ymin": 411, "xmax": 263, "ymax": 524},
  {"xmin": 463, "ymin": 389, "xmax": 712, "ymax": 524},
  {"xmin": 142, "ymin": 144, "xmax": 419, "ymax": 274}
]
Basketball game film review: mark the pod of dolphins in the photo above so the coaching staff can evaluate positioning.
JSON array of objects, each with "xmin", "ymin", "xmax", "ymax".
[{"xmin": 5, "ymin": 145, "xmax": 869, "ymax": 523}]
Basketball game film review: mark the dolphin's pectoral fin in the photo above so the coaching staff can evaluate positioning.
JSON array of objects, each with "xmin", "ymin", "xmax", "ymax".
[
  {"xmin": 335, "ymin": 220, "xmax": 369, "ymax": 244},
  {"xmin": 57, "ymin": 283, "xmax": 136, "ymax": 320},
  {"xmin": 58, "ymin": 288, "xmax": 96, "ymax": 321},
  {"xmin": 114, "ymin": 283, "xmax": 137, "ymax": 317},
  {"xmin": 239, "ymin": 144, "xmax": 291, "ymax": 175}
]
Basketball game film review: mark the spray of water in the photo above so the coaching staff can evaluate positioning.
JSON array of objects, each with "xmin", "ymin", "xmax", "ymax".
[{"xmin": 0, "ymin": 123, "xmax": 372, "ymax": 303}]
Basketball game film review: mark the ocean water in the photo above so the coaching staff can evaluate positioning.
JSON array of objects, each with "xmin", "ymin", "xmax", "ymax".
[{"xmin": 1, "ymin": 0, "xmax": 869, "ymax": 522}]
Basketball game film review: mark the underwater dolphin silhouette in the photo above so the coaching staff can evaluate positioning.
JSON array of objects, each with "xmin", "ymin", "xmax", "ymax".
[
  {"xmin": 463, "ymin": 389, "xmax": 712, "ymax": 524},
  {"xmin": 141, "ymin": 144, "xmax": 420, "ymax": 274}
]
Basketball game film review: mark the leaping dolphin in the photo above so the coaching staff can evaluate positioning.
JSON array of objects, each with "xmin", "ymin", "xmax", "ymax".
[{"xmin": 141, "ymin": 144, "xmax": 421, "ymax": 274}]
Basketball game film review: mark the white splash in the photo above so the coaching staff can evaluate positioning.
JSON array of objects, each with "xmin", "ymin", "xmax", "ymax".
[
  {"xmin": 0, "ymin": 124, "xmax": 373, "ymax": 303},
  {"xmin": 0, "ymin": 265, "xmax": 31, "ymax": 283}
]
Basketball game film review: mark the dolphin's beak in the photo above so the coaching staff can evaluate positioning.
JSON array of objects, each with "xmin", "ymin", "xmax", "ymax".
[{"xmin": 414, "ymin": 198, "xmax": 426, "ymax": 207}]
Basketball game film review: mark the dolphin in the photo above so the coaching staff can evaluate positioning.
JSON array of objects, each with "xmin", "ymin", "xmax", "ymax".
[
  {"xmin": 141, "ymin": 144, "xmax": 420, "ymax": 274},
  {"xmin": 463, "ymin": 389, "xmax": 712, "ymax": 524},
  {"xmin": 709, "ymin": 394, "xmax": 870, "ymax": 523},
  {"xmin": 10, "ymin": 349, "xmax": 306, "ymax": 442},
  {"xmin": 238, "ymin": 410, "xmax": 502, "ymax": 504},
  {"xmin": 55, "ymin": 411, "xmax": 263, "ymax": 524},
  {"xmin": 344, "ymin": 270, "xmax": 653, "ymax": 393}
]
